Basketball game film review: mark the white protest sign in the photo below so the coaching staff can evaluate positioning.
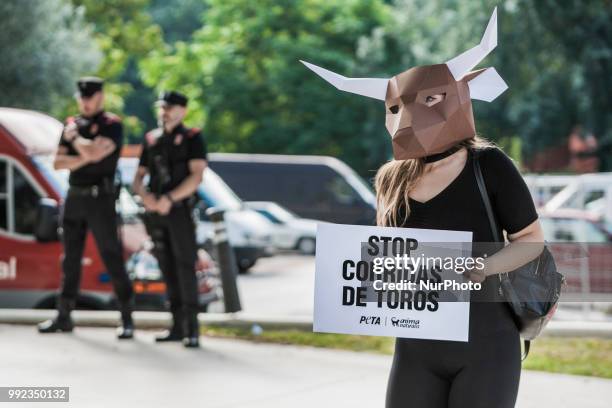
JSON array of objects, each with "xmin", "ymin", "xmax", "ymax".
[{"xmin": 314, "ymin": 223, "xmax": 474, "ymax": 342}]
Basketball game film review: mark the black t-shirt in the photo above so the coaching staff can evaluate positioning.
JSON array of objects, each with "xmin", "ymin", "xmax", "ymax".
[
  {"xmin": 58, "ymin": 111, "xmax": 123, "ymax": 187},
  {"xmin": 138, "ymin": 123, "xmax": 208, "ymax": 195},
  {"xmin": 398, "ymin": 146, "xmax": 539, "ymax": 337}
]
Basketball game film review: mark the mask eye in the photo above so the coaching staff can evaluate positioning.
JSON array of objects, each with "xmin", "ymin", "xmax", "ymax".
[
  {"xmin": 424, "ymin": 93, "xmax": 446, "ymax": 107},
  {"xmin": 388, "ymin": 105, "xmax": 399, "ymax": 114}
]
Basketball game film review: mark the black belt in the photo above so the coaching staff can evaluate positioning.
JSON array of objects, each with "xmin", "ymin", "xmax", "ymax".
[{"xmin": 68, "ymin": 183, "xmax": 115, "ymax": 197}]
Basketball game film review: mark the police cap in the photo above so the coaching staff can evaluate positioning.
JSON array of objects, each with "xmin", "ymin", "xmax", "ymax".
[
  {"xmin": 76, "ymin": 76, "xmax": 104, "ymax": 98},
  {"xmin": 156, "ymin": 91, "xmax": 188, "ymax": 107}
]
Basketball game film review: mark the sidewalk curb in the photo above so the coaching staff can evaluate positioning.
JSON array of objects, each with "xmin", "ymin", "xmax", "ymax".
[
  {"xmin": 1, "ymin": 309, "xmax": 611, "ymax": 338},
  {"xmin": 0, "ymin": 309, "xmax": 313, "ymax": 331}
]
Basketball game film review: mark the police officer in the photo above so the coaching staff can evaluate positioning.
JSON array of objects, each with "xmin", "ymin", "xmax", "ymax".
[
  {"xmin": 38, "ymin": 77, "xmax": 135, "ymax": 339},
  {"xmin": 132, "ymin": 91, "xmax": 207, "ymax": 348}
]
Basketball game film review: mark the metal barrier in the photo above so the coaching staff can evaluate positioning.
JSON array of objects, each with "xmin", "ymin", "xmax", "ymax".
[
  {"xmin": 206, "ymin": 207, "xmax": 242, "ymax": 313},
  {"xmin": 550, "ymin": 243, "xmax": 612, "ymax": 303}
]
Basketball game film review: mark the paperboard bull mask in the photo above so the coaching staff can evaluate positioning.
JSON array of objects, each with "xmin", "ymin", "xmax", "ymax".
[{"xmin": 301, "ymin": 8, "xmax": 508, "ymax": 160}]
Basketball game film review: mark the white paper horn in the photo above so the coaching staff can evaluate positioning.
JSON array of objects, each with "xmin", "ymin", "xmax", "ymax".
[
  {"xmin": 446, "ymin": 7, "xmax": 499, "ymax": 81},
  {"xmin": 300, "ymin": 60, "xmax": 389, "ymax": 101}
]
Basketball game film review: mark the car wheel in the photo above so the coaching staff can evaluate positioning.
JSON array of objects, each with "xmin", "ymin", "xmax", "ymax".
[
  {"xmin": 297, "ymin": 237, "xmax": 316, "ymax": 254},
  {"xmin": 237, "ymin": 258, "xmax": 256, "ymax": 274}
]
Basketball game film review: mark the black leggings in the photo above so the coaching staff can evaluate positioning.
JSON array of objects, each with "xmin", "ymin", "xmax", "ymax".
[{"xmin": 385, "ymin": 328, "xmax": 521, "ymax": 408}]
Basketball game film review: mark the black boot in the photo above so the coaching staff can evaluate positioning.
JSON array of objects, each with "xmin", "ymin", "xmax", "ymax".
[
  {"xmin": 155, "ymin": 309, "xmax": 184, "ymax": 342},
  {"xmin": 38, "ymin": 298, "xmax": 75, "ymax": 333},
  {"xmin": 182, "ymin": 311, "xmax": 200, "ymax": 348},
  {"xmin": 116, "ymin": 301, "xmax": 134, "ymax": 340}
]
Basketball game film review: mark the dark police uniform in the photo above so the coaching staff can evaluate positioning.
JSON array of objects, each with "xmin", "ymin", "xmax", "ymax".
[
  {"xmin": 138, "ymin": 91, "xmax": 207, "ymax": 347},
  {"xmin": 38, "ymin": 77, "xmax": 134, "ymax": 338}
]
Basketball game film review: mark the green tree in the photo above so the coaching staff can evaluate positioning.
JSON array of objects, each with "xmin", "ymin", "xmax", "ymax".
[
  {"xmin": 149, "ymin": 0, "xmax": 208, "ymax": 43},
  {"xmin": 531, "ymin": 0, "xmax": 612, "ymax": 170},
  {"xmin": 0, "ymin": 0, "xmax": 100, "ymax": 114},
  {"xmin": 69, "ymin": 0, "xmax": 165, "ymax": 139},
  {"xmin": 140, "ymin": 0, "xmax": 391, "ymax": 177},
  {"xmin": 359, "ymin": 0, "xmax": 611, "ymax": 167}
]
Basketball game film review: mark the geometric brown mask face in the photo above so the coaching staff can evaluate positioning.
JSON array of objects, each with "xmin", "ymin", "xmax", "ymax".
[
  {"xmin": 301, "ymin": 8, "xmax": 508, "ymax": 160},
  {"xmin": 385, "ymin": 64, "xmax": 479, "ymax": 160}
]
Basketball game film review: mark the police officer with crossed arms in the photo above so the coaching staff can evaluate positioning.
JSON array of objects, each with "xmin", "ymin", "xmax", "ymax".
[
  {"xmin": 38, "ymin": 77, "xmax": 135, "ymax": 339},
  {"xmin": 132, "ymin": 91, "xmax": 207, "ymax": 348}
]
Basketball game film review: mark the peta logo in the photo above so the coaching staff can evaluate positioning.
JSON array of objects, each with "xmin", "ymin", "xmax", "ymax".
[
  {"xmin": 0, "ymin": 257, "xmax": 17, "ymax": 280},
  {"xmin": 359, "ymin": 316, "xmax": 381, "ymax": 325}
]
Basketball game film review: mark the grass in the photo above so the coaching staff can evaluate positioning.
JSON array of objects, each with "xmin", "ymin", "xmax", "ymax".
[
  {"xmin": 203, "ymin": 326, "xmax": 396, "ymax": 354},
  {"xmin": 201, "ymin": 326, "xmax": 612, "ymax": 379},
  {"xmin": 521, "ymin": 337, "xmax": 612, "ymax": 379}
]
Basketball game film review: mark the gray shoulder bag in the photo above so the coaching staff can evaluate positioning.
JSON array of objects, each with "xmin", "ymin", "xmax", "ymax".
[{"xmin": 472, "ymin": 149, "xmax": 566, "ymax": 360}]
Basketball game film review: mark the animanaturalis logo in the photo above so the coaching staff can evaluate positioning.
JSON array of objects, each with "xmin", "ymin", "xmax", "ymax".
[{"xmin": 390, "ymin": 317, "xmax": 420, "ymax": 329}]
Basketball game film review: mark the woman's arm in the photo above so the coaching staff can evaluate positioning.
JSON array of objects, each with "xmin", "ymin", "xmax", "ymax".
[
  {"xmin": 466, "ymin": 219, "xmax": 545, "ymax": 282},
  {"xmin": 465, "ymin": 147, "xmax": 545, "ymax": 283},
  {"xmin": 483, "ymin": 219, "xmax": 545, "ymax": 276}
]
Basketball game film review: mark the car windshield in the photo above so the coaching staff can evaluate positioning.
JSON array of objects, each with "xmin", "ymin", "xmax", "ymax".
[
  {"xmin": 118, "ymin": 158, "xmax": 242, "ymax": 212},
  {"xmin": 265, "ymin": 203, "xmax": 297, "ymax": 223},
  {"xmin": 31, "ymin": 155, "xmax": 68, "ymax": 197},
  {"xmin": 198, "ymin": 168, "xmax": 242, "ymax": 211},
  {"xmin": 331, "ymin": 160, "xmax": 376, "ymax": 207}
]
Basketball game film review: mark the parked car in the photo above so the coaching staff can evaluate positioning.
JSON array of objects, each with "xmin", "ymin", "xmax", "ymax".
[
  {"xmin": 208, "ymin": 153, "xmax": 377, "ymax": 225},
  {"xmin": 245, "ymin": 201, "xmax": 318, "ymax": 254},
  {"xmin": 117, "ymin": 186, "xmax": 221, "ymax": 311},
  {"xmin": 539, "ymin": 208, "xmax": 612, "ymax": 296},
  {"xmin": 523, "ymin": 174, "xmax": 576, "ymax": 207},
  {"xmin": 543, "ymin": 173, "xmax": 612, "ymax": 223},
  {"xmin": 118, "ymin": 157, "xmax": 275, "ymax": 273},
  {"xmin": 0, "ymin": 107, "xmax": 218, "ymax": 310}
]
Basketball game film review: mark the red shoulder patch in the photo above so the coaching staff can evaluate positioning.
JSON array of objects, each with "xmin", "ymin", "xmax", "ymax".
[
  {"xmin": 187, "ymin": 127, "xmax": 201, "ymax": 137},
  {"xmin": 102, "ymin": 112, "xmax": 122, "ymax": 124}
]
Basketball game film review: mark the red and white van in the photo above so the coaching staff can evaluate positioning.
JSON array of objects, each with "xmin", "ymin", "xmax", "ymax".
[{"xmin": 0, "ymin": 108, "xmax": 219, "ymax": 311}]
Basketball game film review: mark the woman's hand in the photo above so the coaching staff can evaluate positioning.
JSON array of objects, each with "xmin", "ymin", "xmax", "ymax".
[{"xmin": 463, "ymin": 263, "xmax": 487, "ymax": 283}]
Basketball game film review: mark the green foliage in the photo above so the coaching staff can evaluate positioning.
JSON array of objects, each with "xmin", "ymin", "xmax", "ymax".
[
  {"xmin": 149, "ymin": 0, "xmax": 208, "ymax": 43},
  {"xmin": 0, "ymin": 0, "xmax": 100, "ymax": 115},
  {"xmin": 140, "ymin": 0, "xmax": 392, "ymax": 176},
  {"xmin": 69, "ymin": 0, "xmax": 165, "ymax": 138},
  {"xmin": 6, "ymin": 0, "xmax": 610, "ymax": 172},
  {"xmin": 358, "ymin": 0, "xmax": 612, "ymax": 164},
  {"xmin": 531, "ymin": 0, "xmax": 612, "ymax": 170}
]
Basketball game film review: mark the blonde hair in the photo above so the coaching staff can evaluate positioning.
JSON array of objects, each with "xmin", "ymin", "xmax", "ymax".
[{"xmin": 374, "ymin": 136, "xmax": 495, "ymax": 227}]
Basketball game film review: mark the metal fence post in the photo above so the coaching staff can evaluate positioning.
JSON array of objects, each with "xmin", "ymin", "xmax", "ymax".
[{"xmin": 206, "ymin": 207, "xmax": 242, "ymax": 313}]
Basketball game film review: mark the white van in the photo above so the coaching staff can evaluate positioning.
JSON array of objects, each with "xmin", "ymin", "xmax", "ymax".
[{"xmin": 118, "ymin": 158, "xmax": 275, "ymax": 273}]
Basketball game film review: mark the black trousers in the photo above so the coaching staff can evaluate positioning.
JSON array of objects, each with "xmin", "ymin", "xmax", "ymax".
[
  {"xmin": 385, "ymin": 304, "xmax": 522, "ymax": 408},
  {"xmin": 143, "ymin": 205, "xmax": 199, "ymax": 316},
  {"xmin": 60, "ymin": 192, "xmax": 133, "ymax": 306}
]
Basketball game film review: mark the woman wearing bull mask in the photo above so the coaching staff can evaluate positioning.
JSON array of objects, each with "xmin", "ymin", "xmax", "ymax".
[{"xmin": 302, "ymin": 8, "xmax": 544, "ymax": 408}]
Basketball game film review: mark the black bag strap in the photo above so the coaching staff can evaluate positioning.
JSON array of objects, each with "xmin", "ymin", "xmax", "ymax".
[
  {"xmin": 471, "ymin": 148, "xmax": 531, "ymax": 361},
  {"xmin": 472, "ymin": 149, "xmax": 502, "ymax": 242}
]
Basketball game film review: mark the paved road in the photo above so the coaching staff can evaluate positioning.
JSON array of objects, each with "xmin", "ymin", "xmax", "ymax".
[
  {"xmin": 218, "ymin": 254, "xmax": 612, "ymax": 322},
  {"xmin": 210, "ymin": 254, "xmax": 315, "ymax": 316},
  {"xmin": 1, "ymin": 325, "xmax": 611, "ymax": 408}
]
